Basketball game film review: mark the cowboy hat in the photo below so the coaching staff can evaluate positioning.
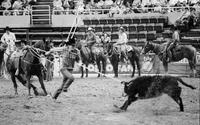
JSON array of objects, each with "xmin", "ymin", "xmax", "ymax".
[
  {"xmin": 87, "ymin": 27, "xmax": 94, "ymax": 31},
  {"xmin": 5, "ymin": 26, "xmax": 11, "ymax": 31},
  {"xmin": 119, "ymin": 26, "xmax": 125, "ymax": 32}
]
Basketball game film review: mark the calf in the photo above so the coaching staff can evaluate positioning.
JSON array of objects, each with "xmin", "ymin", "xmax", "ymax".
[{"xmin": 116, "ymin": 75, "xmax": 196, "ymax": 112}]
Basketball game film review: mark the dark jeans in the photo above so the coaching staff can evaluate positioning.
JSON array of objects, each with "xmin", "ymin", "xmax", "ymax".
[{"xmin": 52, "ymin": 68, "xmax": 74, "ymax": 99}]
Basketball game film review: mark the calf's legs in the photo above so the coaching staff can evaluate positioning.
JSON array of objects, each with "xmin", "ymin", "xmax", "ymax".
[
  {"xmin": 167, "ymin": 87, "xmax": 184, "ymax": 112},
  {"xmin": 120, "ymin": 96, "xmax": 138, "ymax": 111}
]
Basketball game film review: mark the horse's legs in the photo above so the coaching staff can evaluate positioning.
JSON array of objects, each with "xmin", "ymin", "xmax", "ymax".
[
  {"xmin": 163, "ymin": 62, "xmax": 168, "ymax": 74},
  {"xmin": 81, "ymin": 64, "xmax": 84, "ymax": 78},
  {"xmin": 36, "ymin": 73, "xmax": 47, "ymax": 96},
  {"xmin": 86, "ymin": 64, "xmax": 88, "ymax": 77},
  {"xmin": 96, "ymin": 58, "xmax": 101, "ymax": 77},
  {"xmin": 129, "ymin": 57, "xmax": 135, "ymax": 77},
  {"xmin": 26, "ymin": 74, "xmax": 32, "ymax": 96},
  {"xmin": 136, "ymin": 59, "xmax": 141, "ymax": 76},
  {"xmin": 189, "ymin": 61, "xmax": 196, "ymax": 77},
  {"xmin": 113, "ymin": 61, "xmax": 119, "ymax": 78},
  {"xmin": 10, "ymin": 73, "xmax": 18, "ymax": 95},
  {"xmin": 3, "ymin": 55, "xmax": 9, "ymax": 79},
  {"xmin": 102, "ymin": 57, "xmax": 107, "ymax": 76},
  {"xmin": 16, "ymin": 75, "xmax": 38, "ymax": 96}
]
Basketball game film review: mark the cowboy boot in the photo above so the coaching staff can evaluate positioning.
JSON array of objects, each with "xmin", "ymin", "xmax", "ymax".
[
  {"xmin": 62, "ymin": 79, "xmax": 73, "ymax": 92},
  {"xmin": 52, "ymin": 88, "xmax": 62, "ymax": 100}
]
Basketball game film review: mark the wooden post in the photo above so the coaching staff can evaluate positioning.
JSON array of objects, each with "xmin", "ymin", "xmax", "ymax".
[{"xmin": 26, "ymin": 29, "xmax": 30, "ymax": 45}]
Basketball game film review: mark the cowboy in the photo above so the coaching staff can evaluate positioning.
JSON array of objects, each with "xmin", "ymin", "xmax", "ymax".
[
  {"xmin": 165, "ymin": 26, "xmax": 180, "ymax": 62},
  {"xmin": 85, "ymin": 27, "xmax": 97, "ymax": 63},
  {"xmin": 113, "ymin": 26, "xmax": 128, "ymax": 61},
  {"xmin": 1, "ymin": 26, "xmax": 16, "ymax": 54},
  {"xmin": 45, "ymin": 39, "xmax": 80, "ymax": 100}
]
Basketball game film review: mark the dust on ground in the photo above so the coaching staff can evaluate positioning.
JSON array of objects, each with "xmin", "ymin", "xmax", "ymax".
[{"xmin": 0, "ymin": 75, "xmax": 199, "ymax": 125}]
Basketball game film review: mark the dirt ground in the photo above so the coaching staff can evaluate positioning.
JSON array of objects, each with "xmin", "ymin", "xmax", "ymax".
[{"xmin": 0, "ymin": 75, "xmax": 199, "ymax": 125}]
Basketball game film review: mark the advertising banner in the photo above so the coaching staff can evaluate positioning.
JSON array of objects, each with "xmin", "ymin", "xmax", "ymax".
[{"xmin": 42, "ymin": 53, "xmax": 200, "ymax": 77}]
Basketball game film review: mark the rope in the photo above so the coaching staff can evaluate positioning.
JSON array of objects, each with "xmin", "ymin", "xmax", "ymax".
[{"xmin": 28, "ymin": 46, "xmax": 122, "ymax": 83}]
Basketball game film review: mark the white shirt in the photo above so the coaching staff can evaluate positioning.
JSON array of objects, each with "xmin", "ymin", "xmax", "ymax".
[
  {"xmin": 117, "ymin": 32, "xmax": 128, "ymax": 44},
  {"xmin": 1, "ymin": 32, "xmax": 16, "ymax": 44},
  {"xmin": 1, "ymin": 32, "xmax": 16, "ymax": 52},
  {"xmin": 53, "ymin": 0, "xmax": 62, "ymax": 8}
]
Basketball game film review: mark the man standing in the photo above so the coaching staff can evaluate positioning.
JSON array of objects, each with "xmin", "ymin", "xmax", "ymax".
[{"xmin": 46, "ymin": 40, "xmax": 80, "ymax": 100}]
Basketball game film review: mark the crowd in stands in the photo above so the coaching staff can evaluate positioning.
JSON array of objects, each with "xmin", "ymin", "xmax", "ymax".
[
  {"xmin": 52, "ymin": 0, "xmax": 200, "ymax": 15},
  {"xmin": 0, "ymin": 0, "xmax": 36, "ymax": 15}
]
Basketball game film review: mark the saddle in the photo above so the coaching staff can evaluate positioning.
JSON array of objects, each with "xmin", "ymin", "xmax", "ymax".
[{"xmin": 114, "ymin": 44, "xmax": 133, "ymax": 62}]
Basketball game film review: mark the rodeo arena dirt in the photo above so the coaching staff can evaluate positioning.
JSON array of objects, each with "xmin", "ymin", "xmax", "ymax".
[{"xmin": 0, "ymin": 0, "xmax": 200, "ymax": 125}]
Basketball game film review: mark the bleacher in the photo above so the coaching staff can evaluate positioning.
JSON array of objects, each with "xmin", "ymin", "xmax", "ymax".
[
  {"xmin": 76, "ymin": 16, "xmax": 168, "ymax": 46},
  {"xmin": 0, "ymin": 2, "xmax": 199, "ymax": 50}
]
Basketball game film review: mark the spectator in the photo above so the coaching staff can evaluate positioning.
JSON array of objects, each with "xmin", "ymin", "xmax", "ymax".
[
  {"xmin": 179, "ymin": 7, "xmax": 190, "ymax": 20},
  {"xmin": 115, "ymin": 0, "xmax": 123, "ymax": 6},
  {"xmin": 1, "ymin": 0, "xmax": 11, "ymax": 10},
  {"xmin": 53, "ymin": 0, "xmax": 64, "ymax": 12},
  {"xmin": 104, "ymin": 0, "xmax": 113, "ymax": 7},
  {"xmin": 23, "ymin": 4, "xmax": 31, "ymax": 15},
  {"xmin": 12, "ymin": 0, "xmax": 23, "ymax": 15},
  {"xmin": 63, "ymin": 0, "xmax": 70, "ymax": 10},
  {"xmin": 96, "ymin": 0, "xmax": 104, "ymax": 9},
  {"xmin": 68, "ymin": 0, "xmax": 75, "ymax": 9},
  {"xmin": 76, "ymin": 0, "xmax": 85, "ymax": 14},
  {"xmin": 109, "ymin": 3, "xmax": 120, "ymax": 17}
]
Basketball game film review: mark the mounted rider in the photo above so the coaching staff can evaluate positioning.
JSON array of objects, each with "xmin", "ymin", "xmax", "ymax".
[
  {"xmin": 113, "ymin": 26, "xmax": 129, "ymax": 62},
  {"xmin": 85, "ymin": 27, "xmax": 97, "ymax": 63},
  {"xmin": 1, "ymin": 26, "xmax": 16, "ymax": 54},
  {"xmin": 165, "ymin": 26, "xmax": 180, "ymax": 62},
  {"xmin": 13, "ymin": 39, "xmax": 28, "ymax": 76}
]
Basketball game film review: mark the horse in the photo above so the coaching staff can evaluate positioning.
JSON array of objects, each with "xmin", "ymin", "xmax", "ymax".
[
  {"xmin": 105, "ymin": 43, "xmax": 141, "ymax": 77},
  {"xmin": 142, "ymin": 41, "xmax": 197, "ymax": 77},
  {"xmin": 75, "ymin": 40, "xmax": 107, "ymax": 77},
  {"xmin": 5, "ymin": 40, "xmax": 51, "ymax": 96}
]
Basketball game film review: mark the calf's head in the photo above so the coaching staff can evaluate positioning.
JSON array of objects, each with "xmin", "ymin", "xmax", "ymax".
[{"xmin": 121, "ymin": 81, "xmax": 130, "ymax": 97}]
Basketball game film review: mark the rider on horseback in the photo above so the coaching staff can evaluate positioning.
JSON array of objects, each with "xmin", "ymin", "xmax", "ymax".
[
  {"xmin": 165, "ymin": 26, "xmax": 180, "ymax": 62},
  {"xmin": 113, "ymin": 26, "xmax": 128, "ymax": 62},
  {"xmin": 85, "ymin": 27, "xmax": 97, "ymax": 64},
  {"xmin": 1, "ymin": 26, "xmax": 16, "ymax": 54}
]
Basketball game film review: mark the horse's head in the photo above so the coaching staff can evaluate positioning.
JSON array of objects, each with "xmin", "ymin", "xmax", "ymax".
[
  {"xmin": 142, "ymin": 41, "xmax": 154, "ymax": 54},
  {"xmin": 75, "ymin": 40, "xmax": 85, "ymax": 50}
]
